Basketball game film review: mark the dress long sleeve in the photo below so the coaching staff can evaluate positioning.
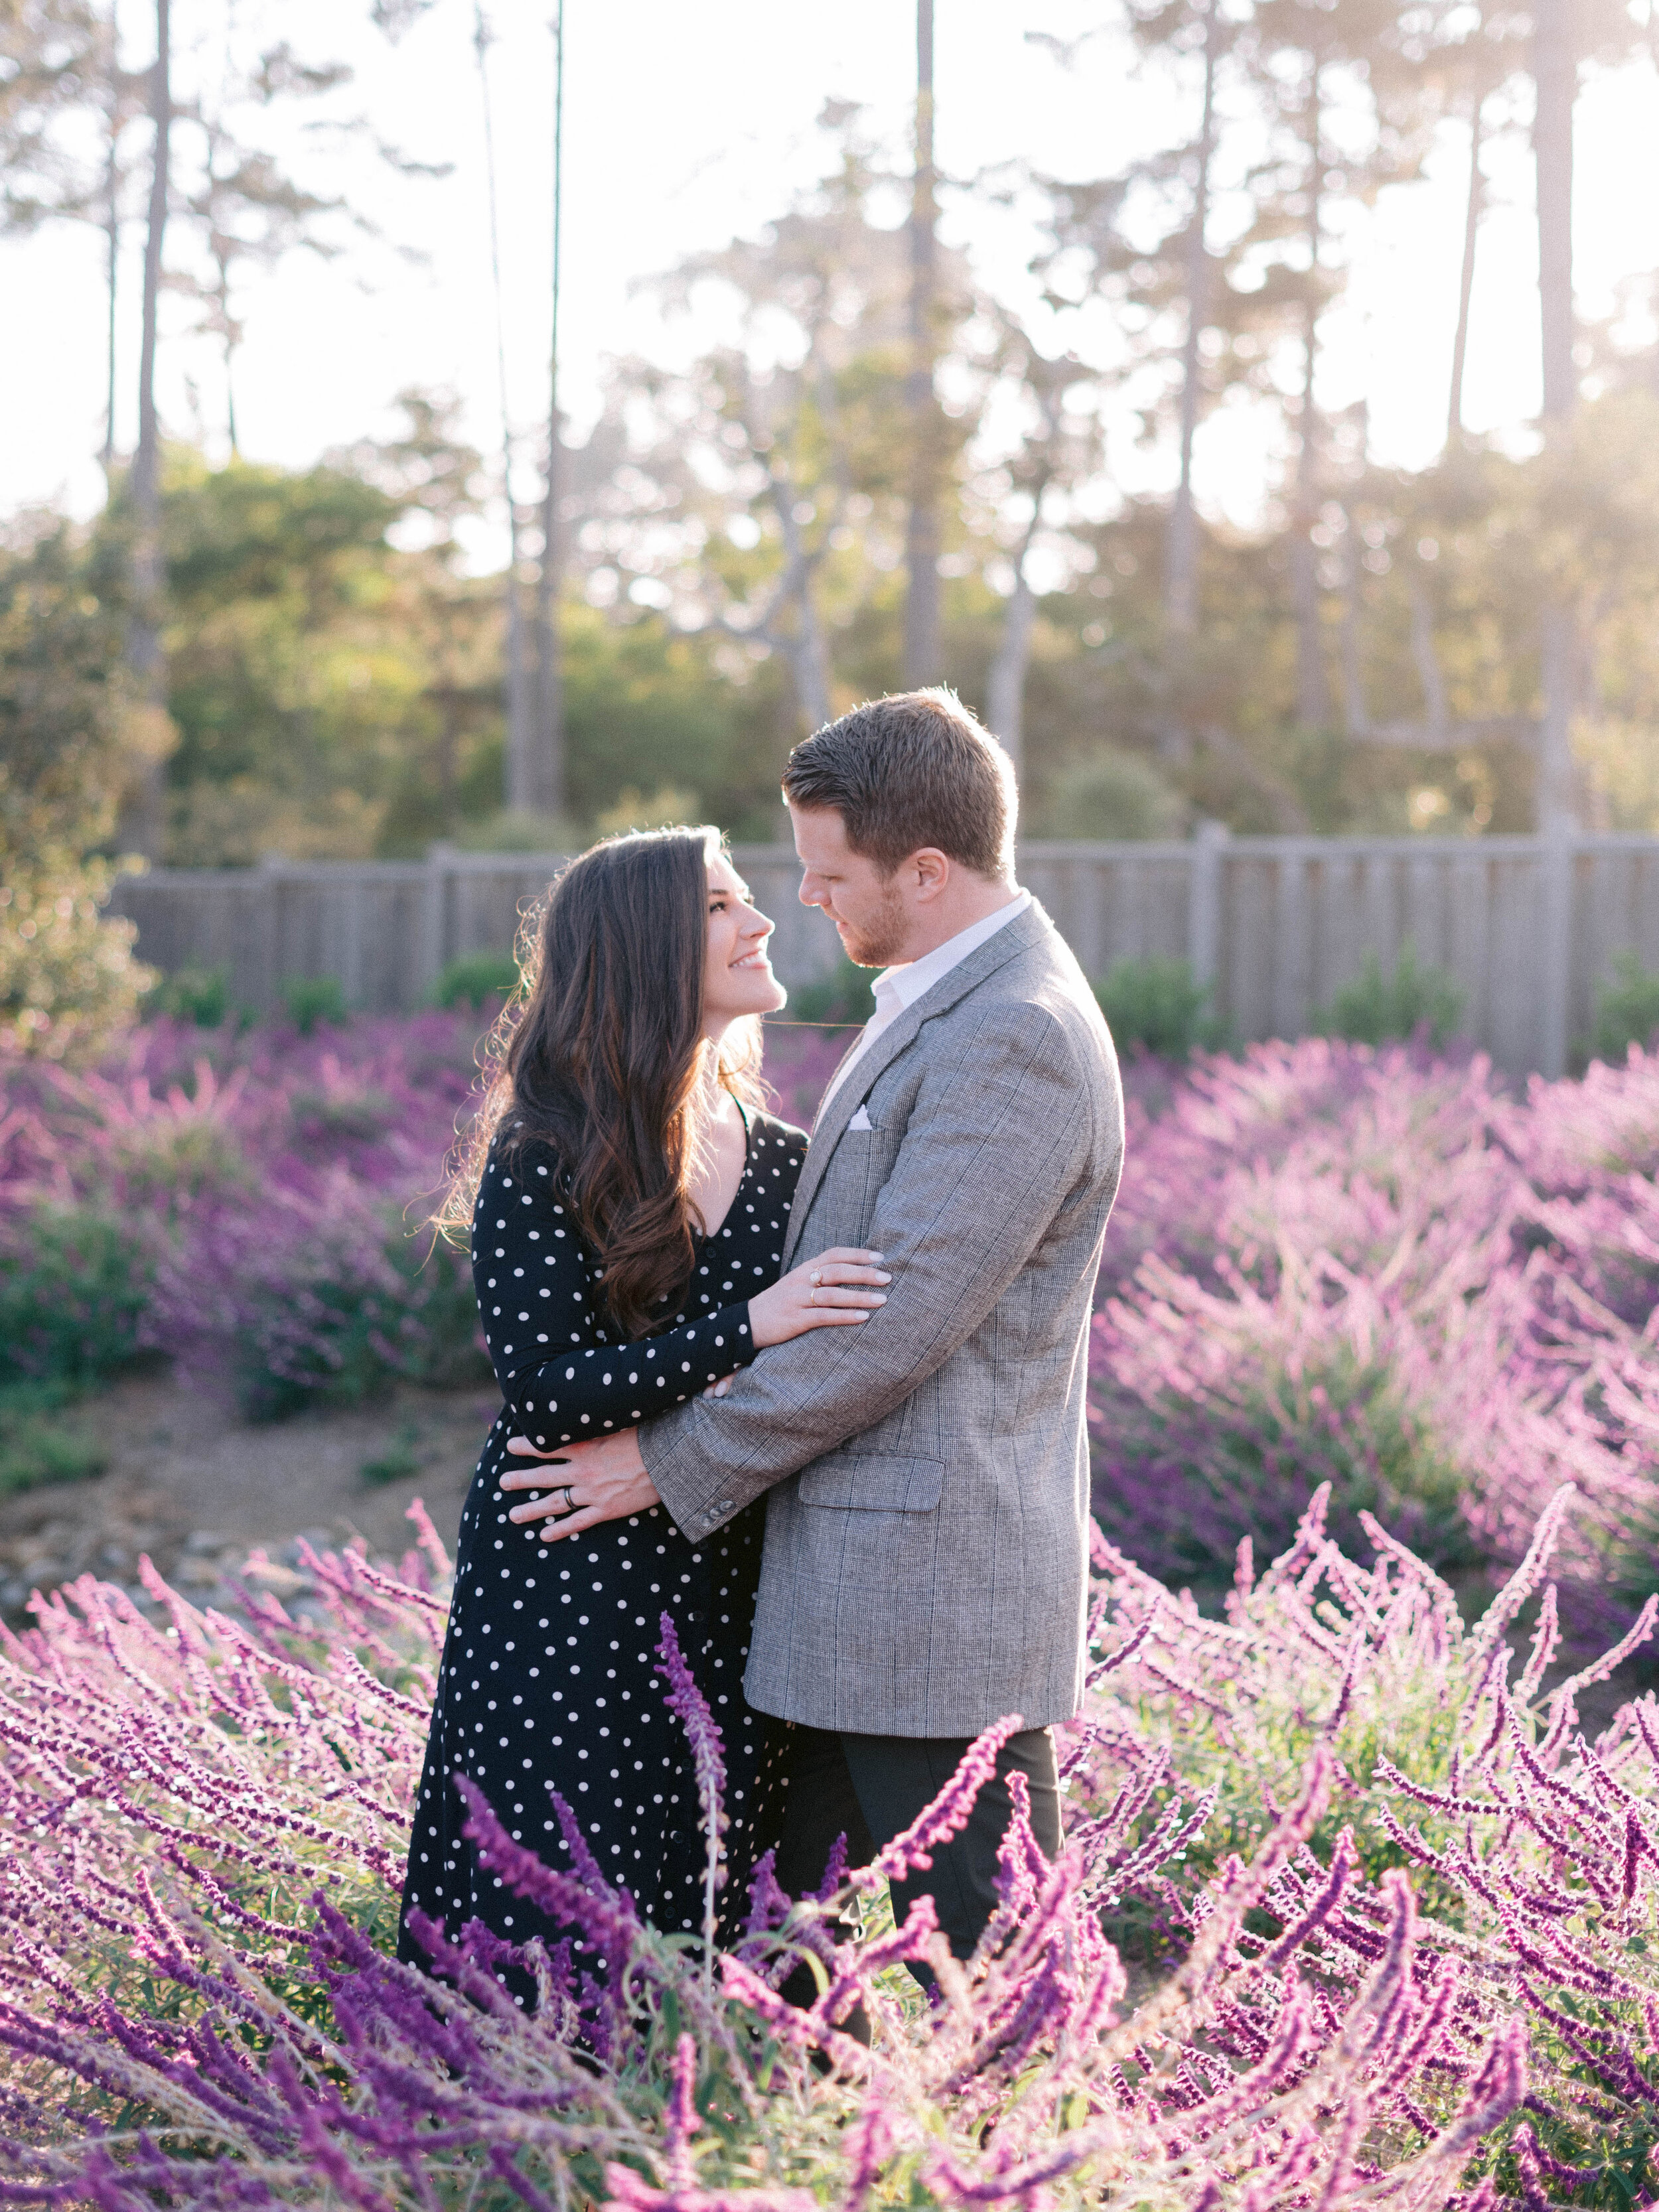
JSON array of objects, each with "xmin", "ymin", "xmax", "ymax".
[{"xmin": 471, "ymin": 1139, "xmax": 760, "ymax": 1446}]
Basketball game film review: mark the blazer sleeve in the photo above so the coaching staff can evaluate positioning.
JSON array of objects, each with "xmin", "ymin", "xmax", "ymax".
[
  {"xmin": 472, "ymin": 1142, "xmax": 758, "ymax": 1443},
  {"xmin": 638, "ymin": 1001, "xmax": 1108, "ymax": 1537}
]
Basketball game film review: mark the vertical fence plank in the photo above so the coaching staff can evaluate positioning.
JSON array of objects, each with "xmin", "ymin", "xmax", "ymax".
[{"xmin": 109, "ymin": 834, "xmax": 1659, "ymax": 1076}]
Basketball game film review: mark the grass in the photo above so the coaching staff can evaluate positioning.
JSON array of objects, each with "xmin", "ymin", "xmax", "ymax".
[{"xmin": 0, "ymin": 1384, "xmax": 108, "ymax": 1495}]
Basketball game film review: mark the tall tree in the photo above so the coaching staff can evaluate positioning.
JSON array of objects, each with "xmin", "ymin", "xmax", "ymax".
[
  {"xmin": 977, "ymin": 328, "xmax": 1101, "ymax": 778},
  {"xmin": 1533, "ymin": 0, "xmax": 1576, "ymax": 830},
  {"xmin": 472, "ymin": 3, "xmax": 533, "ymax": 813},
  {"xmin": 902, "ymin": 0, "xmax": 942, "ymax": 687},
  {"xmin": 1242, "ymin": 0, "xmax": 1440, "ymax": 730},
  {"xmin": 532, "ymin": 0, "xmax": 566, "ymax": 817},
  {"xmin": 121, "ymin": 0, "xmax": 172, "ymax": 860},
  {"xmin": 176, "ymin": 41, "xmax": 354, "ymax": 455},
  {"xmin": 592, "ymin": 114, "xmax": 927, "ymax": 734},
  {"xmin": 1147, "ymin": 0, "xmax": 1227, "ymax": 638}
]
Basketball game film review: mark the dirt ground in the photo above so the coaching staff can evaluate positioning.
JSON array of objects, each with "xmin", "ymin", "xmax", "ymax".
[{"xmin": 0, "ymin": 1369, "xmax": 495, "ymax": 1622}]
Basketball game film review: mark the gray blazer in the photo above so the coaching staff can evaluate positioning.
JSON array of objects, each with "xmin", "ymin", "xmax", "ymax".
[{"xmin": 639, "ymin": 901, "xmax": 1124, "ymax": 1737}]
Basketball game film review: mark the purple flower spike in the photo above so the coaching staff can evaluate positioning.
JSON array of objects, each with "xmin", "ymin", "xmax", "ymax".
[
  {"xmin": 863, "ymin": 1716, "xmax": 1026, "ymax": 1888},
  {"xmin": 655, "ymin": 1613, "xmax": 727, "ymax": 1969},
  {"xmin": 662, "ymin": 2033, "xmax": 701, "ymax": 2189}
]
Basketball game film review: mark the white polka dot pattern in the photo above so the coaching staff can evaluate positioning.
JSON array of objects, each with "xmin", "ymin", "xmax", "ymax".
[{"xmin": 398, "ymin": 1108, "xmax": 808, "ymax": 1992}]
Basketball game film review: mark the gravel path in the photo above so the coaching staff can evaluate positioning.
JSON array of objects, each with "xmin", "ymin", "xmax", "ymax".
[{"xmin": 0, "ymin": 1371, "xmax": 492, "ymax": 1619}]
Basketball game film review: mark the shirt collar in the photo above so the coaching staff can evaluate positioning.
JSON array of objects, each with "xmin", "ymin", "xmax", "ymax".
[{"xmin": 871, "ymin": 891, "xmax": 1032, "ymax": 1015}]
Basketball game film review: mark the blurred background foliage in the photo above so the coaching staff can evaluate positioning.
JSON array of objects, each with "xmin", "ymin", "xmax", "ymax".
[
  {"xmin": 9, "ymin": 4, "xmax": 1659, "ymax": 1066},
  {"xmin": 14, "ymin": 378, "xmax": 1659, "ymax": 872}
]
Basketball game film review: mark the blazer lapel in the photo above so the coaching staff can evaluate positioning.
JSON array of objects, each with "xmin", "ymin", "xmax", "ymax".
[{"xmin": 782, "ymin": 901, "xmax": 1056, "ymax": 1265}]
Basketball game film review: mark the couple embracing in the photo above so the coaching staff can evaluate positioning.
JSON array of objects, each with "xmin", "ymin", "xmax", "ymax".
[{"xmin": 399, "ymin": 689, "xmax": 1125, "ymax": 2008}]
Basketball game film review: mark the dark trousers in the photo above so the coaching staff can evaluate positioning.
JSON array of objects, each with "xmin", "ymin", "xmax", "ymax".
[{"xmin": 772, "ymin": 1722, "xmax": 1060, "ymax": 2002}]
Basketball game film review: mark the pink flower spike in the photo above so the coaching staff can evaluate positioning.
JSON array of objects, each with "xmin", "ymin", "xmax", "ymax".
[{"xmin": 861, "ymin": 1716, "xmax": 1025, "ymax": 1888}]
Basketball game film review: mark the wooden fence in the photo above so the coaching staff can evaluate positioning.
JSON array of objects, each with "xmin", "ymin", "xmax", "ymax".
[{"xmin": 109, "ymin": 829, "xmax": 1659, "ymax": 1078}]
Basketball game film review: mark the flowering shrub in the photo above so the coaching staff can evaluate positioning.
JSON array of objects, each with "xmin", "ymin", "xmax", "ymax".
[
  {"xmin": 0, "ymin": 1010, "xmax": 491, "ymax": 1416},
  {"xmin": 3, "ymin": 1491, "xmax": 1658, "ymax": 2204},
  {"xmin": 1091, "ymin": 1038, "xmax": 1659, "ymax": 1632}
]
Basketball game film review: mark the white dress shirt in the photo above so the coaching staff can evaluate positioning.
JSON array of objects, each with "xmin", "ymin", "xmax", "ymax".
[{"xmin": 814, "ymin": 891, "xmax": 1032, "ymax": 1125}]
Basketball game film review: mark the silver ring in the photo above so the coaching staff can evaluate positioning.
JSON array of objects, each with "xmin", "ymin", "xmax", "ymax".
[
  {"xmin": 810, "ymin": 1269, "xmax": 822, "ymax": 1286},
  {"xmin": 557, "ymin": 1484, "xmax": 575, "ymax": 1513}
]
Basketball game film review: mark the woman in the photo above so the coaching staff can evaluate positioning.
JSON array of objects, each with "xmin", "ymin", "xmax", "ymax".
[{"xmin": 398, "ymin": 827, "xmax": 887, "ymax": 1989}]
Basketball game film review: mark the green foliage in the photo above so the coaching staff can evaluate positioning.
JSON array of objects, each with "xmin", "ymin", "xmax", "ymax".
[
  {"xmin": 358, "ymin": 1420, "xmax": 421, "ymax": 1487},
  {"xmin": 784, "ymin": 955, "xmax": 874, "ymax": 1026},
  {"xmin": 0, "ymin": 861, "xmax": 152, "ymax": 1064},
  {"xmin": 1092, "ymin": 955, "xmax": 1222, "ymax": 1060},
  {"xmin": 0, "ymin": 1383, "xmax": 108, "ymax": 1495},
  {"xmin": 0, "ymin": 522, "xmax": 153, "ymax": 1061},
  {"xmin": 280, "ymin": 974, "xmax": 348, "ymax": 1034},
  {"xmin": 430, "ymin": 949, "xmax": 519, "ymax": 1010},
  {"xmin": 236, "ymin": 1226, "xmax": 485, "ymax": 1424},
  {"xmin": 141, "ymin": 964, "xmax": 233, "ymax": 1027},
  {"xmin": 0, "ymin": 1208, "xmax": 151, "ymax": 1391},
  {"xmin": 1587, "ymin": 952, "xmax": 1659, "ymax": 1066},
  {"xmin": 1026, "ymin": 747, "xmax": 1186, "ymax": 841},
  {"xmin": 1312, "ymin": 941, "xmax": 1464, "ymax": 1048}
]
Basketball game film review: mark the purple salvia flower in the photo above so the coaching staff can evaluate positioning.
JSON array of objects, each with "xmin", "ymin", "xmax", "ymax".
[
  {"xmin": 855, "ymin": 1716, "xmax": 1029, "ymax": 1890},
  {"xmin": 654, "ymin": 1613, "xmax": 727, "ymax": 1975}
]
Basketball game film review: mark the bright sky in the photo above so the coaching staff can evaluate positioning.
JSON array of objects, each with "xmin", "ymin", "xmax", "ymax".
[{"xmin": 5, "ymin": 0, "xmax": 1658, "ymax": 553}]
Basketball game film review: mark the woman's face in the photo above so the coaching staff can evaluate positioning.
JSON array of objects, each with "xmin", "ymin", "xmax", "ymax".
[{"xmin": 701, "ymin": 853, "xmax": 786, "ymax": 1030}]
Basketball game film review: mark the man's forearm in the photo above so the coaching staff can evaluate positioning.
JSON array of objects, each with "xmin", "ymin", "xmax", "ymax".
[{"xmin": 641, "ymin": 1013, "xmax": 1100, "ymax": 1535}]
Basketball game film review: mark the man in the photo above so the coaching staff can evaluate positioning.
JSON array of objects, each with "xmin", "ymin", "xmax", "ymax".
[{"xmin": 501, "ymin": 687, "xmax": 1123, "ymax": 1969}]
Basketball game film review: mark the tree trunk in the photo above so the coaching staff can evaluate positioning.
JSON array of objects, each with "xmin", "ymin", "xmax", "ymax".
[
  {"xmin": 1289, "ymin": 62, "xmax": 1329, "ymax": 731},
  {"xmin": 1533, "ymin": 0, "xmax": 1577, "ymax": 831},
  {"xmin": 102, "ymin": 16, "xmax": 121, "ymax": 471},
  {"xmin": 474, "ymin": 4, "xmax": 534, "ymax": 814},
  {"xmin": 902, "ymin": 0, "xmax": 942, "ymax": 689},
  {"xmin": 1534, "ymin": 0, "xmax": 1575, "ymax": 423},
  {"xmin": 1165, "ymin": 0, "xmax": 1220, "ymax": 636},
  {"xmin": 985, "ymin": 570, "xmax": 1035, "ymax": 784},
  {"xmin": 1340, "ymin": 506, "xmax": 1367, "ymax": 736},
  {"xmin": 121, "ymin": 0, "xmax": 171, "ymax": 861},
  {"xmin": 767, "ymin": 483, "xmax": 833, "ymax": 734},
  {"xmin": 218, "ymin": 250, "xmax": 238, "ymax": 455},
  {"xmin": 1447, "ymin": 94, "xmax": 1486, "ymax": 447},
  {"xmin": 986, "ymin": 498, "xmax": 1045, "ymax": 782},
  {"xmin": 533, "ymin": 0, "xmax": 566, "ymax": 817}
]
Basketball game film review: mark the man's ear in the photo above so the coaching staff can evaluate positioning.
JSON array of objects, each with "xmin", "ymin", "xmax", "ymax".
[{"xmin": 911, "ymin": 848, "xmax": 950, "ymax": 902}]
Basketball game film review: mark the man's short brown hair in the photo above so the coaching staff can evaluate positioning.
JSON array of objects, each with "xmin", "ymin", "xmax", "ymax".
[{"xmin": 780, "ymin": 688, "xmax": 1016, "ymax": 879}]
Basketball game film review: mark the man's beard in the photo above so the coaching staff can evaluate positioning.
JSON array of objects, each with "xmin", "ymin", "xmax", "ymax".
[{"xmin": 837, "ymin": 884, "xmax": 907, "ymax": 969}]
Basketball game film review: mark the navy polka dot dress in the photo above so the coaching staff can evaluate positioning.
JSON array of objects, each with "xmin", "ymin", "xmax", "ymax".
[{"xmin": 398, "ymin": 1107, "xmax": 806, "ymax": 1982}]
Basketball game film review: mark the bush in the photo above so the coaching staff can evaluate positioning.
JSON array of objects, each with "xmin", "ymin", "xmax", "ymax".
[
  {"xmin": 1092, "ymin": 955, "xmax": 1222, "ymax": 1060},
  {"xmin": 784, "ymin": 953, "xmax": 874, "ymax": 1026},
  {"xmin": 358, "ymin": 1418, "xmax": 421, "ymax": 1486},
  {"xmin": 0, "ymin": 523, "xmax": 157, "ymax": 1064},
  {"xmin": 0, "ymin": 855, "xmax": 153, "ymax": 1063},
  {"xmin": 281, "ymin": 973, "xmax": 348, "ymax": 1034},
  {"xmin": 7, "ymin": 1497, "xmax": 1657, "ymax": 2207},
  {"xmin": 1587, "ymin": 950, "xmax": 1659, "ymax": 1066},
  {"xmin": 1312, "ymin": 940, "xmax": 1463, "ymax": 1046},
  {"xmin": 430, "ymin": 947, "xmax": 519, "ymax": 1010},
  {"xmin": 0, "ymin": 1381, "xmax": 108, "ymax": 1493},
  {"xmin": 1028, "ymin": 746, "xmax": 1186, "ymax": 839},
  {"xmin": 209, "ymin": 1203, "xmax": 486, "ymax": 1422},
  {"xmin": 1091, "ymin": 1035, "xmax": 1659, "ymax": 1633},
  {"xmin": 0, "ymin": 1206, "xmax": 151, "ymax": 1390},
  {"xmin": 0, "ymin": 1008, "xmax": 492, "ymax": 1422},
  {"xmin": 143, "ymin": 963, "xmax": 234, "ymax": 1027}
]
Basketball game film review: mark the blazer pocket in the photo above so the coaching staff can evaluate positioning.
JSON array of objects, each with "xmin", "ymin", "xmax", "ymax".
[{"xmin": 797, "ymin": 1452, "xmax": 944, "ymax": 1512}]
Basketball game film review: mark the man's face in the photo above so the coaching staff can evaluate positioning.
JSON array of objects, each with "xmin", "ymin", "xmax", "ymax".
[{"xmin": 788, "ymin": 804, "xmax": 909, "ymax": 968}]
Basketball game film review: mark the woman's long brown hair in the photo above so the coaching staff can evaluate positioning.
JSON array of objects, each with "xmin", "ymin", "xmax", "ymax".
[{"xmin": 439, "ymin": 827, "xmax": 765, "ymax": 1338}]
